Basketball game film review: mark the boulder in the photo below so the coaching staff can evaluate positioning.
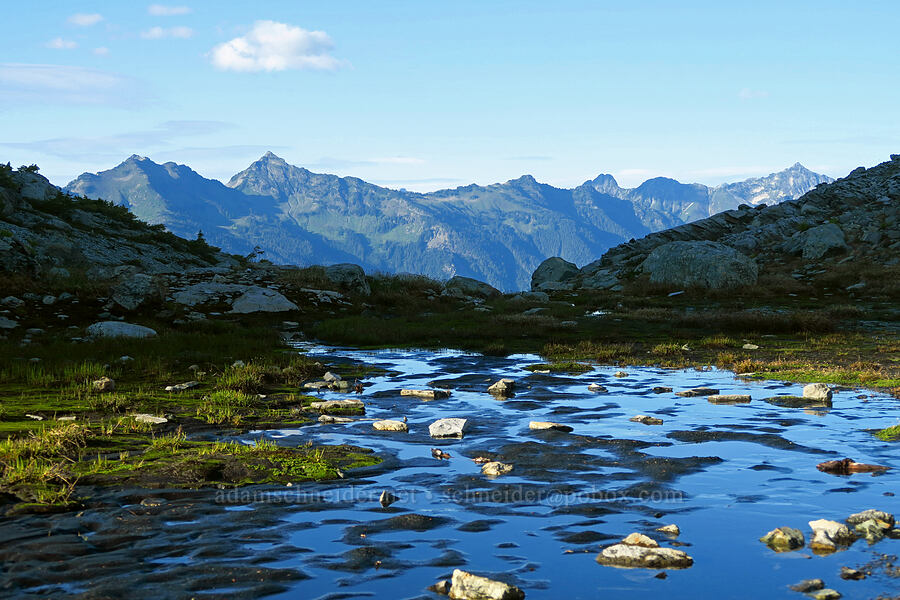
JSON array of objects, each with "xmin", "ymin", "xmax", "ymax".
[
  {"xmin": 373, "ymin": 419, "xmax": 408, "ymax": 432},
  {"xmin": 656, "ymin": 524, "xmax": 680, "ymax": 536},
  {"xmin": 86, "ymin": 321, "xmax": 157, "ymax": 339},
  {"xmin": 802, "ymin": 223, "xmax": 848, "ymax": 260},
  {"xmin": 401, "ymin": 389, "xmax": 451, "ymax": 400},
  {"xmin": 847, "ymin": 509, "xmax": 894, "ymax": 528},
  {"xmin": 481, "ymin": 461, "xmax": 514, "ymax": 476},
  {"xmin": 808, "ymin": 519, "xmax": 855, "ymax": 553},
  {"xmin": 324, "ymin": 263, "xmax": 371, "ymax": 296},
  {"xmin": 92, "ymin": 377, "xmax": 116, "ymax": 393},
  {"xmin": 596, "ymin": 536, "xmax": 693, "ymax": 569},
  {"xmin": 487, "ymin": 378, "xmax": 516, "ymax": 396},
  {"xmin": 639, "ymin": 241, "xmax": 758, "ymax": 289},
  {"xmin": 110, "ymin": 273, "xmax": 165, "ymax": 311},
  {"xmin": 580, "ymin": 268, "xmax": 620, "ymax": 291},
  {"xmin": 707, "ymin": 394, "xmax": 751, "ymax": 404},
  {"xmin": 230, "ymin": 287, "xmax": 299, "ymax": 314},
  {"xmin": 531, "ymin": 257, "xmax": 579, "ymax": 291},
  {"xmin": 443, "ymin": 276, "xmax": 501, "ymax": 299},
  {"xmin": 429, "ymin": 418, "xmax": 469, "ymax": 438},
  {"xmin": 803, "ymin": 383, "xmax": 833, "ymax": 402},
  {"xmin": 448, "ymin": 569, "xmax": 525, "ymax": 600},
  {"xmin": 760, "ymin": 526, "xmax": 805, "ymax": 551},
  {"xmin": 309, "ymin": 399, "xmax": 365, "ymax": 412}
]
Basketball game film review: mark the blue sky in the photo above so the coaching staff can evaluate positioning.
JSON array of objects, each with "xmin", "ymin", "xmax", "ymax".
[{"xmin": 1, "ymin": 1, "xmax": 897, "ymax": 191}]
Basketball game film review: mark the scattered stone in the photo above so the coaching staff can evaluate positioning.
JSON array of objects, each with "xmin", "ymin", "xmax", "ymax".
[
  {"xmin": 1, "ymin": 296, "xmax": 23, "ymax": 308},
  {"xmin": 613, "ymin": 371, "xmax": 628, "ymax": 377},
  {"xmin": 588, "ymin": 383, "xmax": 608, "ymax": 393},
  {"xmin": 760, "ymin": 527, "xmax": 805, "ymax": 551},
  {"xmin": 57, "ymin": 416, "xmax": 77, "ymax": 422},
  {"xmin": 707, "ymin": 394, "xmax": 751, "ymax": 404},
  {"xmin": 318, "ymin": 415, "xmax": 354, "ymax": 424},
  {"xmin": 652, "ymin": 386, "xmax": 673, "ymax": 394},
  {"xmin": 133, "ymin": 414, "xmax": 168, "ymax": 425},
  {"xmin": 809, "ymin": 589, "xmax": 842, "ymax": 600},
  {"xmin": 789, "ymin": 579, "xmax": 825, "ymax": 593},
  {"xmin": 630, "ymin": 415, "xmax": 664, "ymax": 425},
  {"xmin": 804, "ymin": 383, "xmax": 833, "ymax": 402},
  {"xmin": 816, "ymin": 458, "xmax": 889, "ymax": 475},
  {"xmin": 92, "ymin": 377, "xmax": 115, "ymax": 393},
  {"xmin": 111, "ymin": 273, "xmax": 165, "ymax": 311},
  {"xmin": 839, "ymin": 567, "xmax": 865, "ymax": 580},
  {"xmin": 487, "ymin": 378, "xmax": 516, "ymax": 396},
  {"xmin": 309, "ymin": 399, "xmax": 365, "ymax": 413},
  {"xmin": 800, "ymin": 223, "xmax": 848, "ymax": 260},
  {"xmin": 431, "ymin": 448, "xmax": 452, "ymax": 460},
  {"xmin": 742, "ymin": 343, "xmax": 760, "ymax": 350},
  {"xmin": 429, "ymin": 418, "xmax": 469, "ymax": 438},
  {"xmin": 481, "ymin": 461, "xmax": 514, "ymax": 476},
  {"xmin": 87, "ymin": 321, "xmax": 157, "ymax": 339},
  {"xmin": 596, "ymin": 533, "xmax": 693, "ymax": 569},
  {"xmin": 164, "ymin": 381, "xmax": 200, "ymax": 392},
  {"xmin": 25, "ymin": 414, "xmax": 43, "ymax": 421},
  {"xmin": 847, "ymin": 509, "xmax": 894, "ymax": 528},
  {"xmin": 373, "ymin": 419, "xmax": 409, "ymax": 432},
  {"xmin": 528, "ymin": 421, "xmax": 573, "ymax": 433},
  {"xmin": 447, "ymin": 569, "xmax": 525, "ymax": 600},
  {"xmin": 401, "ymin": 388, "xmax": 451, "ymax": 400},
  {"xmin": 809, "ymin": 519, "xmax": 855, "ymax": 553},
  {"xmin": 379, "ymin": 490, "xmax": 399, "ymax": 508},
  {"xmin": 0, "ymin": 316, "xmax": 18, "ymax": 330},
  {"xmin": 323, "ymin": 371, "xmax": 341, "ymax": 383},
  {"xmin": 656, "ymin": 524, "xmax": 680, "ymax": 536},
  {"xmin": 675, "ymin": 387, "xmax": 720, "ymax": 397}
]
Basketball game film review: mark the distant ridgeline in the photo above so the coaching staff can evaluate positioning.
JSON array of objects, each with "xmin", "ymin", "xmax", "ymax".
[{"xmin": 65, "ymin": 153, "xmax": 831, "ymax": 291}]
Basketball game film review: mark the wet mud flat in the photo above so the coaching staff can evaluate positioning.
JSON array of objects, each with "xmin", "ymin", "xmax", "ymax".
[{"xmin": 2, "ymin": 345, "xmax": 899, "ymax": 599}]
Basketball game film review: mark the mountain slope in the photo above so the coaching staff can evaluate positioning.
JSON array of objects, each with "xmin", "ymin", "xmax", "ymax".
[{"xmin": 67, "ymin": 154, "xmax": 831, "ymax": 290}]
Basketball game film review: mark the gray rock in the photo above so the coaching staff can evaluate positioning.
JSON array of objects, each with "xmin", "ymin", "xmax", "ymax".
[
  {"xmin": 789, "ymin": 579, "xmax": 825, "ymax": 593},
  {"xmin": 707, "ymin": 394, "xmax": 752, "ymax": 404},
  {"xmin": 401, "ymin": 388, "xmax": 451, "ymax": 400},
  {"xmin": 481, "ymin": 461, "xmax": 514, "ymax": 476},
  {"xmin": 429, "ymin": 417, "xmax": 469, "ymax": 438},
  {"xmin": 531, "ymin": 257, "xmax": 579, "ymax": 291},
  {"xmin": 630, "ymin": 415, "xmax": 663, "ymax": 425},
  {"xmin": 528, "ymin": 421, "xmax": 573, "ymax": 433},
  {"xmin": 111, "ymin": 273, "xmax": 165, "ymax": 311},
  {"xmin": 309, "ymin": 399, "xmax": 365, "ymax": 412},
  {"xmin": 230, "ymin": 287, "xmax": 299, "ymax": 314},
  {"xmin": 448, "ymin": 569, "xmax": 525, "ymax": 600},
  {"xmin": 487, "ymin": 378, "xmax": 516, "ymax": 396},
  {"xmin": 675, "ymin": 387, "xmax": 720, "ymax": 397},
  {"xmin": 164, "ymin": 381, "xmax": 200, "ymax": 392},
  {"xmin": 133, "ymin": 414, "xmax": 168, "ymax": 425},
  {"xmin": 92, "ymin": 377, "xmax": 115, "ymax": 393},
  {"xmin": 0, "ymin": 316, "xmax": 18, "ymax": 330},
  {"xmin": 803, "ymin": 383, "xmax": 833, "ymax": 402},
  {"xmin": 809, "ymin": 519, "xmax": 855, "ymax": 553},
  {"xmin": 324, "ymin": 263, "xmax": 371, "ymax": 296},
  {"xmin": 847, "ymin": 509, "xmax": 894, "ymax": 527},
  {"xmin": 373, "ymin": 419, "xmax": 408, "ymax": 432},
  {"xmin": 86, "ymin": 321, "xmax": 157, "ymax": 339},
  {"xmin": 596, "ymin": 537, "xmax": 693, "ymax": 569},
  {"xmin": 640, "ymin": 240, "xmax": 758, "ymax": 289},
  {"xmin": 508, "ymin": 291, "xmax": 550, "ymax": 304},
  {"xmin": 1, "ymin": 296, "xmax": 24, "ymax": 308},
  {"xmin": 443, "ymin": 276, "xmax": 501, "ymax": 299},
  {"xmin": 580, "ymin": 268, "xmax": 620, "ymax": 291},
  {"xmin": 802, "ymin": 223, "xmax": 848, "ymax": 260}
]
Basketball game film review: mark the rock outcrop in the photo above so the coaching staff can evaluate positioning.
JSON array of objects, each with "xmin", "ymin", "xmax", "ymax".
[{"xmin": 639, "ymin": 240, "xmax": 758, "ymax": 289}]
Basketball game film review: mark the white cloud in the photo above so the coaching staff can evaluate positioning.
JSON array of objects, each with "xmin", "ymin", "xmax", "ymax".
[
  {"xmin": 0, "ymin": 63, "xmax": 148, "ymax": 106},
  {"xmin": 738, "ymin": 88, "xmax": 769, "ymax": 100},
  {"xmin": 148, "ymin": 4, "xmax": 192, "ymax": 16},
  {"xmin": 93, "ymin": 47, "xmax": 110, "ymax": 56},
  {"xmin": 46, "ymin": 38, "xmax": 78, "ymax": 50},
  {"xmin": 68, "ymin": 13, "xmax": 103, "ymax": 27},
  {"xmin": 141, "ymin": 26, "xmax": 194, "ymax": 39},
  {"xmin": 209, "ymin": 21, "xmax": 343, "ymax": 72}
]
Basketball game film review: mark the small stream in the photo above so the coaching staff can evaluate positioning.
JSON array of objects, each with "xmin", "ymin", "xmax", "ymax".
[{"xmin": 2, "ymin": 345, "xmax": 899, "ymax": 599}]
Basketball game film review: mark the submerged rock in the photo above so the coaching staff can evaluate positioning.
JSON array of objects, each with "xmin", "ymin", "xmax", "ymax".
[
  {"xmin": 816, "ymin": 458, "xmax": 889, "ymax": 475},
  {"xmin": 675, "ymin": 387, "xmax": 720, "ymax": 397},
  {"xmin": 707, "ymin": 394, "xmax": 751, "ymax": 404},
  {"xmin": 309, "ymin": 399, "xmax": 365, "ymax": 413},
  {"xmin": 379, "ymin": 490, "xmax": 399, "ymax": 508},
  {"xmin": 528, "ymin": 421, "xmax": 573, "ymax": 433},
  {"xmin": 448, "ymin": 569, "xmax": 525, "ymax": 600},
  {"xmin": 401, "ymin": 388, "xmax": 451, "ymax": 400},
  {"xmin": 760, "ymin": 526, "xmax": 805, "ymax": 551},
  {"xmin": 588, "ymin": 383, "xmax": 608, "ymax": 393},
  {"xmin": 789, "ymin": 579, "xmax": 824, "ymax": 593},
  {"xmin": 429, "ymin": 418, "xmax": 469, "ymax": 438},
  {"xmin": 630, "ymin": 415, "xmax": 664, "ymax": 425}
]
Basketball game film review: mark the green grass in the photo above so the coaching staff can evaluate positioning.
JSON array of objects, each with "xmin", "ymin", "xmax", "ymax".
[
  {"xmin": 874, "ymin": 425, "xmax": 900, "ymax": 442},
  {"xmin": 525, "ymin": 362, "xmax": 593, "ymax": 374}
]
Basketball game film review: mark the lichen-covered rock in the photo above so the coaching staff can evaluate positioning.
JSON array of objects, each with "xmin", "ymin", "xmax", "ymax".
[
  {"xmin": 847, "ymin": 509, "xmax": 894, "ymax": 528},
  {"xmin": 481, "ymin": 461, "xmax": 513, "ymax": 476},
  {"xmin": 639, "ymin": 241, "xmax": 758, "ymax": 289},
  {"xmin": 324, "ymin": 263, "xmax": 371, "ymax": 296},
  {"xmin": 487, "ymin": 378, "xmax": 516, "ymax": 396},
  {"xmin": 803, "ymin": 383, "xmax": 833, "ymax": 402},
  {"xmin": 760, "ymin": 526, "xmax": 805, "ymax": 551},
  {"xmin": 429, "ymin": 418, "xmax": 469, "ymax": 438},
  {"xmin": 448, "ymin": 569, "xmax": 525, "ymax": 600},
  {"xmin": 596, "ymin": 541, "xmax": 693, "ymax": 569},
  {"xmin": 373, "ymin": 419, "xmax": 408, "ymax": 432},
  {"xmin": 707, "ymin": 394, "xmax": 751, "ymax": 404},
  {"xmin": 809, "ymin": 519, "xmax": 855, "ymax": 553},
  {"xmin": 86, "ymin": 321, "xmax": 157, "ymax": 339}
]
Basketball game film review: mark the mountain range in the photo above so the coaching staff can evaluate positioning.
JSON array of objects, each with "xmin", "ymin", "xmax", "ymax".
[{"xmin": 65, "ymin": 153, "xmax": 831, "ymax": 290}]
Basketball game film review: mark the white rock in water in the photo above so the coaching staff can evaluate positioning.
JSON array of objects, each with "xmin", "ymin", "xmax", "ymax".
[
  {"xmin": 808, "ymin": 519, "xmax": 854, "ymax": 553},
  {"xmin": 87, "ymin": 321, "xmax": 157, "ymax": 339},
  {"xmin": 309, "ymin": 399, "xmax": 365, "ymax": 412},
  {"xmin": 373, "ymin": 419, "xmax": 408, "ymax": 432},
  {"xmin": 429, "ymin": 417, "xmax": 469, "ymax": 438},
  {"xmin": 596, "ymin": 540, "xmax": 693, "ymax": 569},
  {"xmin": 448, "ymin": 569, "xmax": 525, "ymax": 600},
  {"xmin": 323, "ymin": 371, "xmax": 342, "ymax": 382},
  {"xmin": 401, "ymin": 389, "xmax": 451, "ymax": 400},
  {"xmin": 528, "ymin": 421, "xmax": 573, "ymax": 433},
  {"xmin": 481, "ymin": 461, "xmax": 513, "ymax": 476},
  {"xmin": 487, "ymin": 378, "xmax": 516, "ymax": 396},
  {"xmin": 803, "ymin": 383, "xmax": 833, "ymax": 401}
]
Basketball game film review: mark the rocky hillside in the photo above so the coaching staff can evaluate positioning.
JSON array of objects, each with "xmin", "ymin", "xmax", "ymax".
[
  {"xmin": 0, "ymin": 164, "xmax": 234, "ymax": 280},
  {"xmin": 67, "ymin": 153, "xmax": 829, "ymax": 291},
  {"xmin": 532, "ymin": 155, "xmax": 900, "ymax": 295}
]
